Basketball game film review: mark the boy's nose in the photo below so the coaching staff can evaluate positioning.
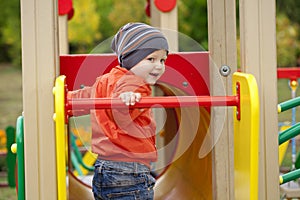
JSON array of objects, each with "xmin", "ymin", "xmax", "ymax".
[{"xmin": 154, "ymin": 62, "xmax": 164, "ymax": 69}]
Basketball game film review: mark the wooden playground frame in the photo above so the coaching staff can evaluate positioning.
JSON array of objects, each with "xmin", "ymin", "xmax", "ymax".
[{"xmin": 19, "ymin": 0, "xmax": 278, "ymax": 199}]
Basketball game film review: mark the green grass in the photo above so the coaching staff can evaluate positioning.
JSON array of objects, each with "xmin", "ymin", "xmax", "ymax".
[
  {"xmin": 0, "ymin": 173, "xmax": 17, "ymax": 200},
  {"xmin": 0, "ymin": 64, "xmax": 22, "ymax": 130},
  {"xmin": 0, "ymin": 187, "xmax": 17, "ymax": 200}
]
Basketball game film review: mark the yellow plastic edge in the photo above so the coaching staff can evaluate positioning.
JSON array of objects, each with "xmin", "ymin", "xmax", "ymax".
[
  {"xmin": 54, "ymin": 75, "xmax": 67, "ymax": 200},
  {"xmin": 278, "ymin": 125, "xmax": 290, "ymax": 165},
  {"xmin": 233, "ymin": 72, "xmax": 260, "ymax": 200},
  {"xmin": 277, "ymin": 105, "xmax": 281, "ymax": 113},
  {"xmin": 279, "ymin": 175, "xmax": 283, "ymax": 184}
]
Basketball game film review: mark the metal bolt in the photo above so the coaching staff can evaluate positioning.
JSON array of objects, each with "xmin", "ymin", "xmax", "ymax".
[
  {"xmin": 219, "ymin": 65, "xmax": 231, "ymax": 77},
  {"xmin": 182, "ymin": 81, "xmax": 188, "ymax": 87}
]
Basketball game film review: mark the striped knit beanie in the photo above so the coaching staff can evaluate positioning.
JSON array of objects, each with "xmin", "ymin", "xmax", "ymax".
[{"xmin": 111, "ymin": 22, "xmax": 169, "ymax": 70}]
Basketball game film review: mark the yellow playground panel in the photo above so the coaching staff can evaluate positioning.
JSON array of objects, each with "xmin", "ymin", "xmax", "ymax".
[
  {"xmin": 53, "ymin": 71, "xmax": 260, "ymax": 200},
  {"xmin": 233, "ymin": 72, "xmax": 260, "ymax": 200},
  {"xmin": 53, "ymin": 75, "xmax": 67, "ymax": 200}
]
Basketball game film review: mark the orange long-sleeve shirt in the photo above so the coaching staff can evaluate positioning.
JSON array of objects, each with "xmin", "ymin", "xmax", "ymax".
[{"xmin": 68, "ymin": 66, "xmax": 157, "ymax": 167}]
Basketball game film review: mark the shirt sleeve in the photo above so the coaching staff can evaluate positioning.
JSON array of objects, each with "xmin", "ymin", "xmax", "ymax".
[
  {"xmin": 67, "ymin": 86, "xmax": 93, "ymax": 116},
  {"xmin": 110, "ymin": 74, "xmax": 153, "ymax": 128}
]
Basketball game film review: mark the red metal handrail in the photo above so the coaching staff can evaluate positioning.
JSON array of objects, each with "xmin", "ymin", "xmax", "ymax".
[{"xmin": 66, "ymin": 95, "xmax": 239, "ymax": 110}]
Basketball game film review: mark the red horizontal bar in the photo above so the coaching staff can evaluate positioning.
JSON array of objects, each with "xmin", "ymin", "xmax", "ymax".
[
  {"xmin": 277, "ymin": 67, "xmax": 300, "ymax": 79},
  {"xmin": 67, "ymin": 96, "xmax": 239, "ymax": 110}
]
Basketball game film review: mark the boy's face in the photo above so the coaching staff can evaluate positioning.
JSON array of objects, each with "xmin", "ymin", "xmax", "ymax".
[{"xmin": 130, "ymin": 49, "xmax": 168, "ymax": 85}]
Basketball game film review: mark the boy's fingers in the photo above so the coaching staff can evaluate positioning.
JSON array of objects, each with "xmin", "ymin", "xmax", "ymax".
[
  {"xmin": 135, "ymin": 93, "xmax": 141, "ymax": 102},
  {"xmin": 126, "ymin": 92, "xmax": 133, "ymax": 105},
  {"xmin": 131, "ymin": 93, "xmax": 142, "ymax": 105},
  {"xmin": 130, "ymin": 94, "xmax": 136, "ymax": 105},
  {"xmin": 119, "ymin": 92, "xmax": 141, "ymax": 106},
  {"xmin": 119, "ymin": 92, "xmax": 130, "ymax": 105}
]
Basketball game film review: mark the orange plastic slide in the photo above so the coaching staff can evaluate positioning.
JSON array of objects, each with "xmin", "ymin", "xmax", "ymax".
[
  {"xmin": 154, "ymin": 106, "xmax": 211, "ymax": 199},
  {"xmin": 68, "ymin": 170, "xmax": 93, "ymax": 200}
]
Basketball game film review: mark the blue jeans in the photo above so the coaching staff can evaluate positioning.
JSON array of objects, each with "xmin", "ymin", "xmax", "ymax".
[{"xmin": 92, "ymin": 159, "xmax": 156, "ymax": 200}]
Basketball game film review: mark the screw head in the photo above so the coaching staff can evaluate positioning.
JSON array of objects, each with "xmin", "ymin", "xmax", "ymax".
[
  {"xmin": 182, "ymin": 81, "xmax": 188, "ymax": 87},
  {"xmin": 219, "ymin": 65, "xmax": 231, "ymax": 77}
]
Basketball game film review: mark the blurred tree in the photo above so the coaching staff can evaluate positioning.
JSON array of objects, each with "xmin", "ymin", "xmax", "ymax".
[
  {"xmin": 69, "ymin": 0, "xmax": 149, "ymax": 53},
  {"xmin": 277, "ymin": 0, "xmax": 300, "ymax": 24},
  {"xmin": 68, "ymin": 0, "xmax": 101, "ymax": 53},
  {"xmin": 107, "ymin": 0, "xmax": 148, "ymax": 31},
  {"xmin": 0, "ymin": 0, "xmax": 21, "ymax": 67},
  {"xmin": 276, "ymin": 13, "xmax": 300, "ymax": 67},
  {"xmin": 276, "ymin": 0, "xmax": 300, "ymax": 67},
  {"xmin": 94, "ymin": 0, "xmax": 114, "ymax": 41},
  {"xmin": 178, "ymin": 0, "xmax": 208, "ymax": 50}
]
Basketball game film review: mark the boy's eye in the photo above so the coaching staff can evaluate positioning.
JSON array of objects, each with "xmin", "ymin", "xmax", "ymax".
[
  {"xmin": 147, "ymin": 58, "xmax": 155, "ymax": 62},
  {"xmin": 160, "ymin": 59, "xmax": 166, "ymax": 64}
]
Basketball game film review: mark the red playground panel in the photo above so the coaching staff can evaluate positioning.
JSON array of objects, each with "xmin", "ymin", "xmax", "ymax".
[
  {"xmin": 60, "ymin": 52, "xmax": 210, "ymax": 96},
  {"xmin": 277, "ymin": 67, "xmax": 300, "ymax": 80}
]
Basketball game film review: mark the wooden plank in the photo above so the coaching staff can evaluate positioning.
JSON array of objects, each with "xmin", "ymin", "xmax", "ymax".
[
  {"xmin": 20, "ymin": 0, "xmax": 59, "ymax": 199},
  {"xmin": 59, "ymin": 15, "xmax": 69, "ymax": 54},
  {"xmin": 207, "ymin": 0, "xmax": 237, "ymax": 199},
  {"xmin": 239, "ymin": 0, "xmax": 279, "ymax": 199}
]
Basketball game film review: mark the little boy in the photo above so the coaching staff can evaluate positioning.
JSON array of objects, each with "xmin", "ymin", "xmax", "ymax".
[{"xmin": 68, "ymin": 22, "xmax": 169, "ymax": 200}]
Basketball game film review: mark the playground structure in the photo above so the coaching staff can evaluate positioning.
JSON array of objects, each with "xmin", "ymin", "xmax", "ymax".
[
  {"xmin": 52, "ymin": 53, "xmax": 259, "ymax": 199},
  {"xmin": 14, "ymin": 52, "xmax": 260, "ymax": 199},
  {"xmin": 277, "ymin": 68, "xmax": 300, "ymax": 170},
  {"xmin": 278, "ymin": 96, "xmax": 300, "ymax": 199},
  {"xmin": 15, "ymin": 66, "xmax": 300, "ymax": 199},
  {"xmin": 18, "ymin": 0, "xmax": 279, "ymax": 199},
  {"xmin": 276, "ymin": 68, "xmax": 300, "ymax": 199}
]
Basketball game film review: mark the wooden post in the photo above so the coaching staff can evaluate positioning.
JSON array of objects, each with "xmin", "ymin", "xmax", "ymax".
[
  {"xmin": 20, "ymin": 0, "xmax": 59, "ymax": 198},
  {"xmin": 150, "ymin": 0, "xmax": 178, "ymax": 52},
  {"xmin": 59, "ymin": 15, "xmax": 69, "ymax": 54},
  {"xmin": 239, "ymin": 0, "xmax": 279, "ymax": 199},
  {"xmin": 207, "ymin": 0, "xmax": 237, "ymax": 199}
]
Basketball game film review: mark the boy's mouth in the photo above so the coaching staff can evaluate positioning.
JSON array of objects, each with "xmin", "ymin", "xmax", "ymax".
[{"xmin": 149, "ymin": 72, "xmax": 159, "ymax": 77}]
